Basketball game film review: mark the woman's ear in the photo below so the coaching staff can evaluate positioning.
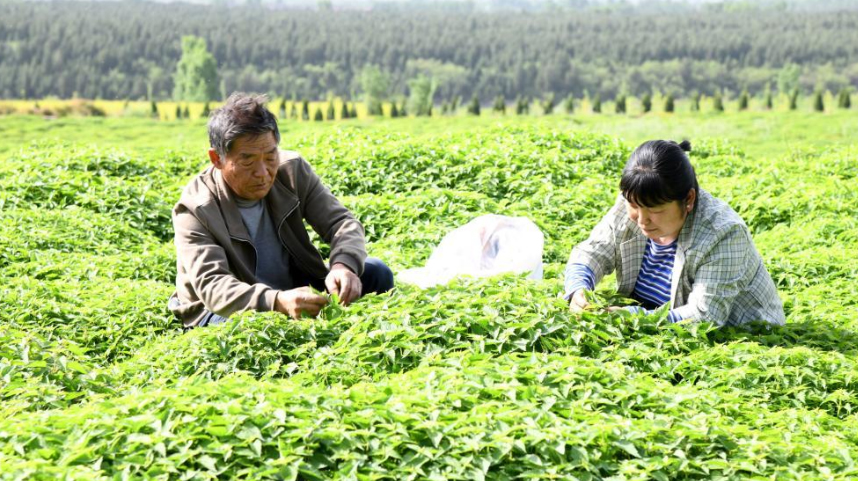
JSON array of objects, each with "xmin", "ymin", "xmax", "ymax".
[{"xmin": 686, "ymin": 189, "xmax": 697, "ymax": 211}]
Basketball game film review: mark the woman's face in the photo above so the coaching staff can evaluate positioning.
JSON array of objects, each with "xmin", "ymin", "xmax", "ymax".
[{"xmin": 626, "ymin": 199, "xmax": 689, "ymax": 245}]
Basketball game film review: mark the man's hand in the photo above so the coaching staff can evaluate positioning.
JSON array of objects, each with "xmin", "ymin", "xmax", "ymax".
[
  {"xmin": 325, "ymin": 263, "xmax": 362, "ymax": 306},
  {"xmin": 569, "ymin": 289, "xmax": 591, "ymax": 312},
  {"xmin": 275, "ymin": 287, "xmax": 329, "ymax": 319}
]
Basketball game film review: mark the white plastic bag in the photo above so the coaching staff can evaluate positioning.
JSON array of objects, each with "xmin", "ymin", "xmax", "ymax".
[{"xmin": 398, "ymin": 214, "xmax": 544, "ymax": 288}]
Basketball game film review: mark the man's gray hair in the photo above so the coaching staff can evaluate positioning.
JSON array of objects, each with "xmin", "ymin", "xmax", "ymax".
[{"xmin": 208, "ymin": 92, "xmax": 281, "ymax": 157}]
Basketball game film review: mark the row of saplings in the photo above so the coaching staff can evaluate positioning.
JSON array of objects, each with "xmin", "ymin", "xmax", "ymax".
[{"xmin": 152, "ymin": 87, "xmax": 852, "ymax": 121}]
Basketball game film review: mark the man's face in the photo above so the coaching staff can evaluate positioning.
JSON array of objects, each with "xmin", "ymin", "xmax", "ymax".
[{"xmin": 209, "ymin": 132, "xmax": 279, "ymax": 201}]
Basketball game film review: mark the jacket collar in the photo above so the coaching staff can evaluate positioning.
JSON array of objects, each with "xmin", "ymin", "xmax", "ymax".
[
  {"xmin": 669, "ymin": 190, "xmax": 703, "ymax": 305},
  {"xmin": 207, "ymin": 167, "xmax": 299, "ymax": 241}
]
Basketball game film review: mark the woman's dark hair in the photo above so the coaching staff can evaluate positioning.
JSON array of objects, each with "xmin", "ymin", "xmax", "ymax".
[{"xmin": 619, "ymin": 140, "xmax": 698, "ymax": 208}]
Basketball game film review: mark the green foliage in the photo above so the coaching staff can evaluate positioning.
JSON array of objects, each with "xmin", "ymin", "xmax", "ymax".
[
  {"xmin": 614, "ymin": 94, "xmax": 626, "ymax": 114},
  {"xmin": 663, "ymin": 93, "xmax": 675, "ymax": 113},
  {"xmin": 541, "ymin": 92, "xmax": 556, "ymax": 115},
  {"xmin": 515, "ymin": 95, "xmax": 530, "ymax": 115},
  {"xmin": 738, "ymin": 89, "xmax": 749, "ymax": 111},
  {"xmin": 2, "ymin": 118, "xmax": 858, "ymax": 479},
  {"xmin": 814, "ymin": 90, "xmax": 825, "ymax": 112},
  {"xmin": 641, "ymin": 93, "xmax": 652, "ymax": 113},
  {"xmin": 149, "ymin": 101, "xmax": 158, "ymax": 118},
  {"xmin": 301, "ymin": 99, "xmax": 310, "ymax": 121},
  {"xmin": 764, "ymin": 84, "xmax": 774, "ymax": 110},
  {"xmin": 789, "ymin": 88, "xmax": 800, "ymax": 110},
  {"xmin": 493, "ymin": 95, "xmax": 506, "ymax": 114},
  {"xmin": 838, "ymin": 88, "xmax": 852, "ymax": 109},
  {"xmin": 467, "ymin": 95, "xmax": 480, "ymax": 116},
  {"xmin": 326, "ymin": 100, "xmax": 335, "ymax": 121},
  {"xmin": 172, "ymin": 35, "xmax": 218, "ymax": 102},
  {"xmin": 564, "ymin": 94, "xmax": 575, "ymax": 114},
  {"xmin": 313, "ymin": 107, "xmax": 324, "ymax": 121},
  {"xmin": 361, "ymin": 65, "xmax": 389, "ymax": 116},
  {"xmin": 713, "ymin": 91, "xmax": 725, "ymax": 112},
  {"xmin": 407, "ymin": 75, "xmax": 436, "ymax": 117},
  {"xmin": 339, "ymin": 100, "xmax": 350, "ymax": 119},
  {"xmin": 182, "ymin": 105, "xmax": 190, "ymax": 119},
  {"xmin": 8, "ymin": 3, "xmax": 858, "ymax": 101},
  {"xmin": 201, "ymin": 102, "xmax": 210, "ymax": 118},
  {"xmin": 591, "ymin": 93, "xmax": 601, "ymax": 113},
  {"xmin": 278, "ymin": 99, "xmax": 286, "ymax": 119},
  {"xmin": 690, "ymin": 92, "xmax": 701, "ymax": 112}
]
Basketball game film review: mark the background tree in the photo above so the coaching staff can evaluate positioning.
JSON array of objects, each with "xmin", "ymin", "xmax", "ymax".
[
  {"xmin": 641, "ymin": 93, "xmax": 652, "ymax": 113},
  {"xmin": 326, "ymin": 100, "xmax": 335, "ymax": 120},
  {"xmin": 278, "ymin": 99, "xmax": 286, "ymax": 118},
  {"xmin": 467, "ymin": 95, "xmax": 480, "ymax": 116},
  {"xmin": 290, "ymin": 102, "xmax": 298, "ymax": 119},
  {"xmin": 664, "ymin": 93, "xmax": 675, "ymax": 113},
  {"xmin": 172, "ymin": 35, "xmax": 218, "ymax": 102},
  {"xmin": 591, "ymin": 93, "xmax": 601, "ymax": 113},
  {"xmin": 541, "ymin": 93, "xmax": 556, "ymax": 115},
  {"xmin": 515, "ymin": 96, "xmax": 530, "ymax": 115},
  {"xmin": 408, "ymin": 75, "xmax": 436, "ymax": 117},
  {"xmin": 6, "ymin": 3, "xmax": 858, "ymax": 101},
  {"xmin": 301, "ymin": 100, "xmax": 310, "ymax": 120},
  {"xmin": 361, "ymin": 65, "xmax": 389, "ymax": 117},
  {"xmin": 313, "ymin": 107, "xmax": 323, "ymax": 121},
  {"xmin": 390, "ymin": 102, "xmax": 399, "ymax": 118},
  {"xmin": 764, "ymin": 84, "xmax": 773, "ymax": 110},
  {"xmin": 690, "ymin": 92, "xmax": 701, "ymax": 112},
  {"xmin": 838, "ymin": 88, "xmax": 852, "ymax": 109},
  {"xmin": 564, "ymin": 95, "xmax": 575, "ymax": 114},
  {"xmin": 349, "ymin": 103, "xmax": 358, "ymax": 119},
  {"xmin": 789, "ymin": 89, "xmax": 800, "ymax": 110},
  {"xmin": 175, "ymin": 104, "xmax": 182, "ymax": 119},
  {"xmin": 201, "ymin": 102, "xmax": 210, "ymax": 117},
  {"xmin": 614, "ymin": 94, "xmax": 626, "ymax": 114},
  {"xmin": 813, "ymin": 90, "xmax": 825, "ymax": 112},
  {"xmin": 450, "ymin": 96, "xmax": 461, "ymax": 114},
  {"xmin": 493, "ymin": 95, "xmax": 506, "ymax": 114},
  {"xmin": 182, "ymin": 105, "xmax": 190, "ymax": 119},
  {"xmin": 738, "ymin": 89, "xmax": 750, "ymax": 111},
  {"xmin": 150, "ymin": 101, "xmax": 159, "ymax": 119},
  {"xmin": 713, "ymin": 91, "xmax": 724, "ymax": 112}
]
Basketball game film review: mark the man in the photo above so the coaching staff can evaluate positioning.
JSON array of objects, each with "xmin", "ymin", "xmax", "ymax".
[{"xmin": 169, "ymin": 93, "xmax": 394, "ymax": 328}]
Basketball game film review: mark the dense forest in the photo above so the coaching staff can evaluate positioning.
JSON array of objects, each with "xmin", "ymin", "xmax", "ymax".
[{"xmin": 3, "ymin": 0, "xmax": 858, "ymax": 101}]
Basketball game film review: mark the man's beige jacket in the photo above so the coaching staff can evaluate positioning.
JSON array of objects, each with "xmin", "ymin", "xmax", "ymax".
[{"xmin": 169, "ymin": 150, "xmax": 367, "ymax": 327}]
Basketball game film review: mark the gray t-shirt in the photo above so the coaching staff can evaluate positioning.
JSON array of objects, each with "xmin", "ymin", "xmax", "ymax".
[{"xmin": 235, "ymin": 197, "xmax": 292, "ymax": 290}]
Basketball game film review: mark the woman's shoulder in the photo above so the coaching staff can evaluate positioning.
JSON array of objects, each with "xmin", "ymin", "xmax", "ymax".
[{"xmin": 693, "ymin": 189, "xmax": 750, "ymax": 240}]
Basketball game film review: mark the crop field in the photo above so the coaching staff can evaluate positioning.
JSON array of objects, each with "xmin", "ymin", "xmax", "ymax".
[{"xmin": 1, "ymin": 113, "xmax": 858, "ymax": 479}]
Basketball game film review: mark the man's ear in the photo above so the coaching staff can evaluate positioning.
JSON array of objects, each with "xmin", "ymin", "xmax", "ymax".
[{"xmin": 208, "ymin": 149, "xmax": 223, "ymax": 169}]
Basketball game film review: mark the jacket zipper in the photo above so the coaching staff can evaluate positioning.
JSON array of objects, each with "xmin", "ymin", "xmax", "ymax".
[{"xmin": 275, "ymin": 202, "xmax": 321, "ymax": 277}]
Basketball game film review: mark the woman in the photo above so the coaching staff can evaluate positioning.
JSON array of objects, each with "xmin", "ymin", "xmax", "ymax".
[{"xmin": 564, "ymin": 140, "xmax": 784, "ymax": 326}]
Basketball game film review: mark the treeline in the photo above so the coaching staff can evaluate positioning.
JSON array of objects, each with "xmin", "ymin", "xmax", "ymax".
[{"xmin": 3, "ymin": 1, "xmax": 858, "ymax": 101}]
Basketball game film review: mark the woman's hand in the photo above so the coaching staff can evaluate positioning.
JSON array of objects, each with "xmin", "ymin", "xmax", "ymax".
[{"xmin": 569, "ymin": 289, "xmax": 591, "ymax": 312}]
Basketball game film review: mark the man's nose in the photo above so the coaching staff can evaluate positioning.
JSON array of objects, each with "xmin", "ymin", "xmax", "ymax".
[{"xmin": 253, "ymin": 162, "xmax": 268, "ymax": 178}]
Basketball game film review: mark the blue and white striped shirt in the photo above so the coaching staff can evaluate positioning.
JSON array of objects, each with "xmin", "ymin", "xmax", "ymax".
[
  {"xmin": 632, "ymin": 239, "xmax": 676, "ymax": 309},
  {"xmin": 565, "ymin": 238, "xmax": 684, "ymax": 323}
]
